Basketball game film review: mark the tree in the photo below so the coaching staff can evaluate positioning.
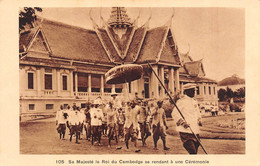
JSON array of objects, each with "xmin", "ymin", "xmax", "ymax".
[
  {"xmin": 19, "ymin": 7, "xmax": 42, "ymax": 32},
  {"xmin": 218, "ymin": 88, "xmax": 227, "ymax": 101},
  {"xmin": 226, "ymin": 87, "xmax": 234, "ymax": 98}
]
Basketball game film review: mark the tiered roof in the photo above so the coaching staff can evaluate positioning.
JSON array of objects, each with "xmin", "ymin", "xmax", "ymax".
[{"xmin": 19, "ymin": 8, "xmax": 181, "ymax": 67}]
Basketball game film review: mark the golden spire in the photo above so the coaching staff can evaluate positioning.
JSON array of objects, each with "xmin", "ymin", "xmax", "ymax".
[{"xmin": 108, "ymin": 7, "xmax": 132, "ymax": 28}]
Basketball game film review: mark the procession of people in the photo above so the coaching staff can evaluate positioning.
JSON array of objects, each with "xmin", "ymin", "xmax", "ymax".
[{"xmin": 55, "ymin": 84, "xmax": 202, "ymax": 154}]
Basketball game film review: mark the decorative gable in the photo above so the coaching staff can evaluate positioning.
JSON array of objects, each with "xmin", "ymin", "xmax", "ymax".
[
  {"xmin": 107, "ymin": 27, "xmax": 135, "ymax": 59},
  {"xmin": 29, "ymin": 31, "xmax": 49, "ymax": 53},
  {"xmin": 159, "ymin": 29, "xmax": 180, "ymax": 65},
  {"xmin": 24, "ymin": 28, "xmax": 52, "ymax": 59}
]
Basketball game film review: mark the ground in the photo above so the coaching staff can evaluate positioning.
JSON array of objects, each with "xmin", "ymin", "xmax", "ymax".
[{"xmin": 20, "ymin": 113, "xmax": 245, "ymax": 154}]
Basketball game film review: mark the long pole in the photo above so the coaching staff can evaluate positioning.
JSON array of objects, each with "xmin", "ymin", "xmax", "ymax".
[{"xmin": 147, "ymin": 62, "xmax": 208, "ymax": 154}]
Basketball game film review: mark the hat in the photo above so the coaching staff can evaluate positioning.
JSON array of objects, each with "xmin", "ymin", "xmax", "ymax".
[
  {"xmin": 111, "ymin": 93, "xmax": 117, "ymax": 97},
  {"xmin": 183, "ymin": 83, "xmax": 197, "ymax": 90}
]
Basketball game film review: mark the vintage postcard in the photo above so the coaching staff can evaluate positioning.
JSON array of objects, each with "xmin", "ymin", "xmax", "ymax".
[{"xmin": 0, "ymin": 0, "xmax": 260, "ymax": 166}]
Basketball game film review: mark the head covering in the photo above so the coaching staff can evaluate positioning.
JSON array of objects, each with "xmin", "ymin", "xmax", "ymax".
[{"xmin": 183, "ymin": 83, "xmax": 197, "ymax": 90}]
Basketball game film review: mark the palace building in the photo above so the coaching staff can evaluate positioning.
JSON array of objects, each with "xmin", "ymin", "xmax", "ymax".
[{"xmin": 19, "ymin": 7, "xmax": 218, "ymax": 115}]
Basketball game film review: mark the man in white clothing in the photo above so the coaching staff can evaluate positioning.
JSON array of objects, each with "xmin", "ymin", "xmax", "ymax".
[
  {"xmin": 56, "ymin": 105, "xmax": 67, "ymax": 140},
  {"xmin": 90, "ymin": 100, "xmax": 104, "ymax": 146},
  {"xmin": 69, "ymin": 105, "xmax": 81, "ymax": 144},
  {"xmin": 172, "ymin": 83, "xmax": 202, "ymax": 154}
]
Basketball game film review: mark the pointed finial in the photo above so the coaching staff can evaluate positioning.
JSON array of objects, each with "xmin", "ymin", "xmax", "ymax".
[
  {"xmin": 133, "ymin": 9, "xmax": 141, "ymax": 27},
  {"xmin": 89, "ymin": 8, "xmax": 99, "ymax": 29},
  {"xmin": 141, "ymin": 8, "xmax": 152, "ymax": 28},
  {"xmin": 164, "ymin": 8, "xmax": 175, "ymax": 27}
]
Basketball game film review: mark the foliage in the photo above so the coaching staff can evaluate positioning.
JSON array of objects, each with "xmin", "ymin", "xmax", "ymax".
[
  {"xmin": 218, "ymin": 87, "xmax": 245, "ymax": 102},
  {"xmin": 19, "ymin": 7, "xmax": 42, "ymax": 32}
]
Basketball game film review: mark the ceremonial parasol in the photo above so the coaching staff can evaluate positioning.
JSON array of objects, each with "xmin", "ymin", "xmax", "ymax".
[{"xmin": 105, "ymin": 64, "xmax": 143, "ymax": 84}]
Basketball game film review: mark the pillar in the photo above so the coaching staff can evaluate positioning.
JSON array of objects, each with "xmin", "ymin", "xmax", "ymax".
[
  {"xmin": 101, "ymin": 75, "xmax": 104, "ymax": 96},
  {"xmin": 36, "ymin": 67, "xmax": 41, "ymax": 96},
  {"xmin": 75, "ymin": 72, "xmax": 78, "ymax": 96},
  {"xmin": 174, "ymin": 68, "xmax": 180, "ymax": 94},
  {"xmin": 122, "ymin": 83, "xmax": 129, "ymax": 98},
  {"xmin": 112, "ymin": 84, "xmax": 115, "ymax": 93},
  {"xmin": 88, "ymin": 74, "xmax": 91, "ymax": 95},
  {"xmin": 57, "ymin": 69, "xmax": 61, "ymax": 96},
  {"xmin": 70, "ymin": 71, "xmax": 73, "ymax": 96},
  {"xmin": 180, "ymin": 82, "xmax": 184, "ymax": 95},
  {"xmin": 19, "ymin": 68, "xmax": 25, "ymax": 97},
  {"xmin": 168, "ymin": 67, "xmax": 174, "ymax": 94},
  {"xmin": 199, "ymin": 84, "xmax": 203, "ymax": 96},
  {"xmin": 150, "ymin": 65, "xmax": 159, "ymax": 99},
  {"xmin": 159, "ymin": 66, "xmax": 165, "ymax": 98}
]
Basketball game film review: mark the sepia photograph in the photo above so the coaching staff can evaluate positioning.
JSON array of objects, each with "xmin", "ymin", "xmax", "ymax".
[{"xmin": 18, "ymin": 7, "xmax": 246, "ymax": 155}]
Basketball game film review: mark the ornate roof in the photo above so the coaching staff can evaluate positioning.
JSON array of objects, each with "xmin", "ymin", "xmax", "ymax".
[{"xmin": 19, "ymin": 9, "xmax": 181, "ymax": 67}]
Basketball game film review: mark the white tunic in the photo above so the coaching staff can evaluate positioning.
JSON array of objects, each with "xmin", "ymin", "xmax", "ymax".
[
  {"xmin": 69, "ymin": 111, "xmax": 80, "ymax": 125},
  {"xmin": 172, "ymin": 95, "xmax": 201, "ymax": 134},
  {"xmin": 90, "ymin": 108, "xmax": 104, "ymax": 126},
  {"xmin": 56, "ymin": 110, "xmax": 67, "ymax": 124}
]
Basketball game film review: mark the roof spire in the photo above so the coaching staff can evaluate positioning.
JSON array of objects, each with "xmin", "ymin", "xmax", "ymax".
[
  {"xmin": 89, "ymin": 8, "xmax": 99, "ymax": 29},
  {"xmin": 108, "ymin": 7, "xmax": 132, "ymax": 28},
  {"xmin": 141, "ymin": 8, "xmax": 152, "ymax": 28},
  {"xmin": 164, "ymin": 8, "xmax": 175, "ymax": 27}
]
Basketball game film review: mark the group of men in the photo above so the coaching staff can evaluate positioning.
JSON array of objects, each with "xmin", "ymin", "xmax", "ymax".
[{"xmin": 55, "ymin": 83, "xmax": 203, "ymax": 154}]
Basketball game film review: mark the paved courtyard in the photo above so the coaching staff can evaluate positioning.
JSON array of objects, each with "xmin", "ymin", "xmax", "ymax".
[{"xmin": 20, "ymin": 117, "xmax": 245, "ymax": 154}]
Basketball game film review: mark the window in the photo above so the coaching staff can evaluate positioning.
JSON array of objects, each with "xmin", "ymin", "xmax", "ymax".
[
  {"xmin": 115, "ymin": 88, "xmax": 122, "ymax": 93},
  {"xmin": 213, "ymin": 87, "xmax": 216, "ymax": 95},
  {"xmin": 46, "ymin": 104, "xmax": 54, "ymax": 110},
  {"xmin": 204, "ymin": 86, "xmax": 206, "ymax": 95},
  {"xmin": 104, "ymin": 88, "xmax": 111, "ymax": 93},
  {"xmin": 45, "ymin": 74, "xmax": 52, "ymax": 90},
  {"xmin": 196, "ymin": 86, "xmax": 200, "ymax": 95},
  {"xmin": 91, "ymin": 88, "xmax": 100, "ymax": 92},
  {"xmin": 28, "ymin": 72, "xmax": 34, "ymax": 89},
  {"xmin": 45, "ymin": 68, "xmax": 52, "ymax": 90},
  {"xmin": 128, "ymin": 82, "xmax": 131, "ymax": 93},
  {"xmin": 62, "ymin": 75, "xmax": 67, "ymax": 90},
  {"xmin": 209, "ymin": 86, "xmax": 211, "ymax": 95},
  {"xmin": 29, "ymin": 104, "xmax": 35, "ymax": 110}
]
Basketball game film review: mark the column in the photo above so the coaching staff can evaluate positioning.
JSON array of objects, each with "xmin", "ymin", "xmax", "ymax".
[
  {"xmin": 130, "ymin": 80, "xmax": 137, "ymax": 95},
  {"xmin": 138, "ymin": 77, "xmax": 144, "ymax": 95},
  {"xmin": 122, "ymin": 83, "xmax": 128, "ymax": 98},
  {"xmin": 19, "ymin": 68, "xmax": 25, "ymax": 97},
  {"xmin": 57, "ymin": 69, "xmax": 61, "ymax": 96},
  {"xmin": 205, "ymin": 83, "xmax": 208, "ymax": 96},
  {"xmin": 101, "ymin": 75, "xmax": 104, "ymax": 96},
  {"xmin": 75, "ymin": 72, "xmax": 78, "ymax": 96},
  {"xmin": 168, "ymin": 67, "xmax": 174, "ymax": 94},
  {"xmin": 174, "ymin": 68, "xmax": 180, "ymax": 94},
  {"xmin": 70, "ymin": 71, "xmax": 73, "ymax": 96},
  {"xmin": 112, "ymin": 84, "xmax": 115, "ymax": 93},
  {"xmin": 159, "ymin": 66, "xmax": 165, "ymax": 98},
  {"xmin": 88, "ymin": 74, "xmax": 91, "ymax": 95},
  {"xmin": 150, "ymin": 65, "xmax": 159, "ymax": 99},
  {"xmin": 180, "ymin": 82, "xmax": 184, "ymax": 95},
  {"xmin": 200, "ymin": 84, "xmax": 203, "ymax": 97},
  {"xmin": 36, "ymin": 67, "xmax": 41, "ymax": 96}
]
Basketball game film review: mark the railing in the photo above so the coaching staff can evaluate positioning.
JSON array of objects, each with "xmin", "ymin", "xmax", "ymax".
[
  {"xmin": 43, "ymin": 90, "xmax": 55, "ymax": 95},
  {"xmin": 92, "ymin": 92, "xmax": 102, "ymax": 97},
  {"xmin": 76, "ymin": 92, "xmax": 89, "ymax": 96}
]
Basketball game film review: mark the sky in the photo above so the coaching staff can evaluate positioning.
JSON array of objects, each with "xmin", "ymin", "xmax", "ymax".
[{"xmin": 39, "ymin": 7, "xmax": 245, "ymax": 81}]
